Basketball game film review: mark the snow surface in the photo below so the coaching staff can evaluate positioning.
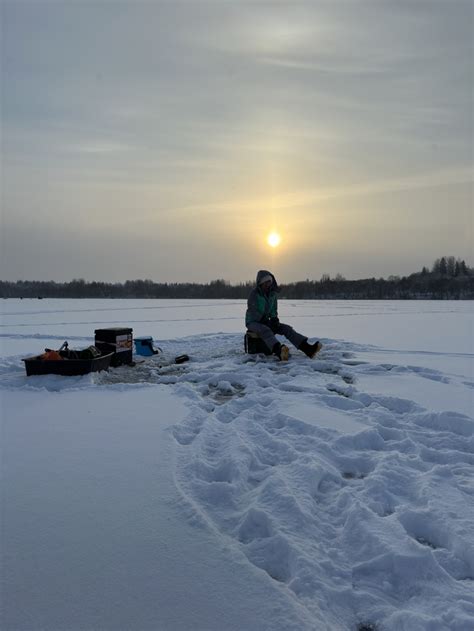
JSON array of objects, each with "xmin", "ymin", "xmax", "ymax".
[{"xmin": 1, "ymin": 299, "xmax": 473, "ymax": 631}]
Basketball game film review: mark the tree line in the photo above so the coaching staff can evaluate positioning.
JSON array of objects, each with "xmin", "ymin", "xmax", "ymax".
[{"xmin": 1, "ymin": 257, "xmax": 472, "ymax": 300}]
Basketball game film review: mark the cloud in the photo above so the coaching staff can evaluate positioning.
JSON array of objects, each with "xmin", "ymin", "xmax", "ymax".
[
  {"xmin": 67, "ymin": 141, "xmax": 136, "ymax": 155},
  {"xmin": 150, "ymin": 165, "xmax": 474, "ymax": 219},
  {"xmin": 2, "ymin": 1, "xmax": 472, "ymax": 282},
  {"xmin": 257, "ymin": 56, "xmax": 388, "ymax": 75}
]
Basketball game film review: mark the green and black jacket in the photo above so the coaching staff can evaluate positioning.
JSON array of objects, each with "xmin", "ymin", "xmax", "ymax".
[{"xmin": 245, "ymin": 270, "xmax": 279, "ymax": 326}]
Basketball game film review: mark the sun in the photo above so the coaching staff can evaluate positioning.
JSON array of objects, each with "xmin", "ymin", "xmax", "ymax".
[{"xmin": 267, "ymin": 231, "xmax": 281, "ymax": 248}]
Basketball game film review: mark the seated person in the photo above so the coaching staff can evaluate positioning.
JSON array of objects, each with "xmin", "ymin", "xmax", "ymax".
[{"xmin": 245, "ymin": 270, "xmax": 322, "ymax": 361}]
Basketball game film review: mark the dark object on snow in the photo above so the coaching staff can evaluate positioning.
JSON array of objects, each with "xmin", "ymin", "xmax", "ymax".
[
  {"xmin": 174, "ymin": 354, "xmax": 190, "ymax": 364},
  {"xmin": 134, "ymin": 336, "xmax": 160, "ymax": 357},
  {"xmin": 94, "ymin": 327, "xmax": 133, "ymax": 366},
  {"xmin": 244, "ymin": 331, "xmax": 272, "ymax": 355},
  {"xmin": 23, "ymin": 341, "xmax": 113, "ymax": 376},
  {"xmin": 299, "ymin": 339, "xmax": 322, "ymax": 358}
]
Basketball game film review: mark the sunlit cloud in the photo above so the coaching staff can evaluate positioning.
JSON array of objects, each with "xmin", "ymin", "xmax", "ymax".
[{"xmin": 151, "ymin": 166, "xmax": 474, "ymax": 219}]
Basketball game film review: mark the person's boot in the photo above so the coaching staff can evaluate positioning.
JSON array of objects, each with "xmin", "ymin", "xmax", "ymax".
[
  {"xmin": 299, "ymin": 339, "xmax": 322, "ymax": 358},
  {"xmin": 272, "ymin": 342, "xmax": 290, "ymax": 361}
]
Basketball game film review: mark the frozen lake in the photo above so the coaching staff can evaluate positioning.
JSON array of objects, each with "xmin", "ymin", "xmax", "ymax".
[{"xmin": 1, "ymin": 299, "xmax": 473, "ymax": 630}]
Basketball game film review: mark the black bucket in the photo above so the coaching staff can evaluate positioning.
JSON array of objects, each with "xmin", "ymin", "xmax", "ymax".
[{"xmin": 244, "ymin": 332, "xmax": 272, "ymax": 355}]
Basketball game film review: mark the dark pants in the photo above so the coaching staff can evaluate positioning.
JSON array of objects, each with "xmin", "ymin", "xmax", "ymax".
[{"xmin": 246, "ymin": 321, "xmax": 306, "ymax": 352}]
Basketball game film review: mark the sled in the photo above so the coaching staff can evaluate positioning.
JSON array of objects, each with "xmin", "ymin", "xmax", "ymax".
[{"xmin": 22, "ymin": 342, "xmax": 114, "ymax": 376}]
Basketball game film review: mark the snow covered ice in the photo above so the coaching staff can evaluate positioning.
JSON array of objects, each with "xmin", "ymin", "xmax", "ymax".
[{"xmin": 1, "ymin": 299, "xmax": 473, "ymax": 630}]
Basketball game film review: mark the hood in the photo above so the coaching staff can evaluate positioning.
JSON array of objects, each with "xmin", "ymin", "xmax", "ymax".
[{"xmin": 256, "ymin": 269, "xmax": 279, "ymax": 292}]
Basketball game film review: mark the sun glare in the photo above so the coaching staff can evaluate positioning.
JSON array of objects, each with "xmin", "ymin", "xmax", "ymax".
[{"xmin": 267, "ymin": 232, "xmax": 281, "ymax": 248}]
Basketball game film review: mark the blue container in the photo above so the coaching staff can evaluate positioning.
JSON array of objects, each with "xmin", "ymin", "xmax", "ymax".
[{"xmin": 134, "ymin": 336, "xmax": 158, "ymax": 357}]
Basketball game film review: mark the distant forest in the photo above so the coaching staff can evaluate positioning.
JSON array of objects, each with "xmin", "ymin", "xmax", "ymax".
[{"xmin": 1, "ymin": 257, "xmax": 473, "ymax": 300}]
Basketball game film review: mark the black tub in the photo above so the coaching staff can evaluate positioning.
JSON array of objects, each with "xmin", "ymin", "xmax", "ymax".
[{"xmin": 22, "ymin": 352, "xmax": 114, "ymax": 376}]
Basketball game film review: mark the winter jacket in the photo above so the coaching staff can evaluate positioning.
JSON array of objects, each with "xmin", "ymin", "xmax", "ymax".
[{"xmin": 245, "ymin": 270, "xmax": 279, "ymax": 326}]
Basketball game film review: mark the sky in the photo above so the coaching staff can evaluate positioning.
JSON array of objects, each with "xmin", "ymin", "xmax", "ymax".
[{"xmin": 1, "ymin": 0, "xmax": 473, "ymax": 284}]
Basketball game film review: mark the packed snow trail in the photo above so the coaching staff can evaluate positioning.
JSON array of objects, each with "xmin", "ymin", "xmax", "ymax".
[{"xmin": 98, "ymin": 333, "xmax": 473, "ymax": 630}]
